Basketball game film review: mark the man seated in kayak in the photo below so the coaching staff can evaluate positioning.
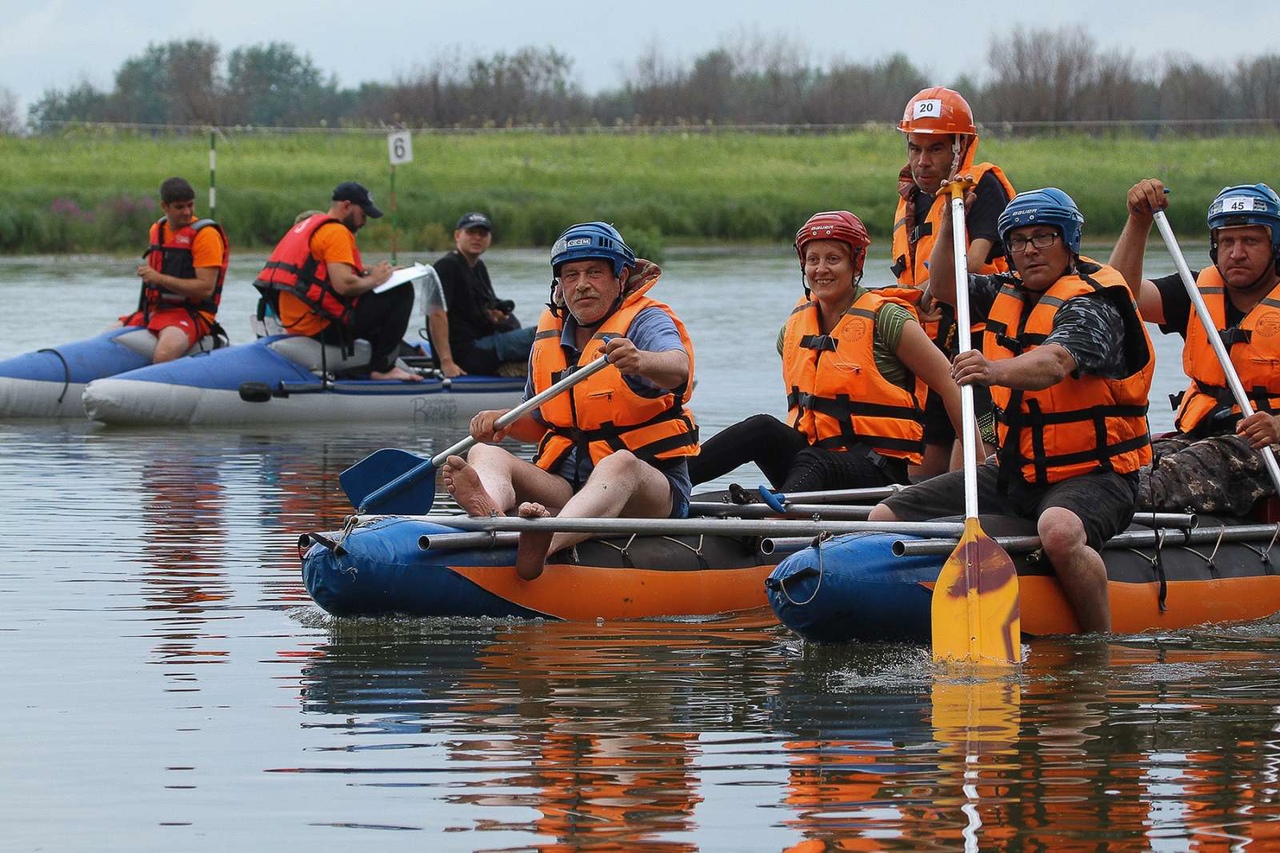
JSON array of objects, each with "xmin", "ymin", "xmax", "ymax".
[
  {"xmin": 689, "ymin": 210, "xmax": 966, "ymax": 496},
  {"xmin": 869, "ymin": 186, "xmax": 1155, "ymax": 633},
  {"xmin": 427, "ymin": 212, "xmax": 535, "ymax": 377},
  {"xmin": 1110, "ymin": 180, "xmax": 1280, "ymax": 515},
  {"xmin": 254, "ymin": 181, "xmax": 420, "ymax": 381},
  {"xmin": 441, "ymin": 222, "xmax": 698, "ymax": 580},
  {"xmin": 882, "ymin": 87, "xmax": 1016, "ymax": 478},
  {"xmin": 117, "ymin": 177, "xmax": 228, "ymax": 363}
]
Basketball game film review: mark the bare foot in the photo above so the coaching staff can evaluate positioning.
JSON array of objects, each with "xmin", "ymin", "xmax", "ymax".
[
  {"xmin": 441, "ymin": 455, "xmax": 504, "ymax": 517},
  {"xmin": 370, "ymin": 365, "xmax": 424, "ymax": 382},
  {"xmin": 515, "ymin": 502, "xmax": 553, "ymax": 581}
]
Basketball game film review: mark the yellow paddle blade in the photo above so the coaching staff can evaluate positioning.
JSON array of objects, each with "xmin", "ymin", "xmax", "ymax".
[
  {"xmin": 932, "ymin": 516, "xmax": 1022, "ymax": 665},
  {"xmin": 931, "ymin": 676, "xmax": 1022, "ymax": 758}
]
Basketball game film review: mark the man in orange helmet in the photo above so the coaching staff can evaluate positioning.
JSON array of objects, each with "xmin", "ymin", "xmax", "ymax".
[{"xmin": 889, "ymin": 86, "xmax": 1016, "ymax": 477}]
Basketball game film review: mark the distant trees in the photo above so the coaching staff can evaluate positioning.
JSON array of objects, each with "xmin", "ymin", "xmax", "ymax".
[
  {"xmin": 0, "ymin": 86, "xmax": 20, "ymax": 135},
  {"xmin": 25, "ymin": 29, "xmax": 1280, "ymax": 132}
]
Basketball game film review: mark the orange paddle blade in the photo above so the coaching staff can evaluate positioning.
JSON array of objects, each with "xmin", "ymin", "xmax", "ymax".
[{"xmin": 931, "ymin": 516, "xmax": 1022, "ymax": 664}]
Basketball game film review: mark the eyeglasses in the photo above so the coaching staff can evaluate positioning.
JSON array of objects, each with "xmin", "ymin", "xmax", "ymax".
[{"xmin": 1007, "ymin": 232, "xmax": 1060, "ymax": 253}]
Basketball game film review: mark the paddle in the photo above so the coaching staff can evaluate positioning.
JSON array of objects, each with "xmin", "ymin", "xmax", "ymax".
[
  {"xmin": 1153, "ymin": 210, "xmax": 1280, "ymax": 494},
  {"xmin": 754, "ymin": 483, "xmax": 899, "ymax": 512},
  {"xmin": 931, "ymin": 179, "xmax": 1022, "ymax": 665},
  {"xmin": 340, "ymin": 353, "xmax": 612, "ymax": 514}
]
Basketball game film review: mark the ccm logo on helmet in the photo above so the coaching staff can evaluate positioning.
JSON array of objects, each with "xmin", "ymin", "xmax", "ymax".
[{"xmin": 565, "ymin": 238, "xmax": 591, "ymax": 248}]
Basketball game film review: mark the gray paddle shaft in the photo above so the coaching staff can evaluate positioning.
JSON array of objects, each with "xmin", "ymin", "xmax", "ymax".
[{"xmin": 1153, "ymin": 211, "xmax": 1280, "ymax": 494}]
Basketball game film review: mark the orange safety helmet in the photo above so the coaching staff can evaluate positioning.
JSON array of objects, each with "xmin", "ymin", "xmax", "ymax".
[
  {"xmin": 794, "ymin": 210, "xmax": 871, "ymax": 278},
  {"xmin": 897, "ymin": 86, "xmax": 977, "ymax": 136}
]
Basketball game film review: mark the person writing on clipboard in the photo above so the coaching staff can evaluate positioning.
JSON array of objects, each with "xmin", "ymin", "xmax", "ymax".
[{"xmin": 254, "ymin": 180, "xmax": 422, "ymax": 381}]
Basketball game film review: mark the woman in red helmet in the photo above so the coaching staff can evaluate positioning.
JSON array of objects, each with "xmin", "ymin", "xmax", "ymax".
[{"xmin": 689, "ymin": 210, "xmax": 967, "ymax": 495}]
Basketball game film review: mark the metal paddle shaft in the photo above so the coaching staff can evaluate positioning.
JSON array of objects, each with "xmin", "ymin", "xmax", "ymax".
[
  {"xmin": 950, "ymin": 182, "xmax": 980, "ymax": 519},
  {"xmin": 347, "ymin": 353, "xmax": 612, "ymax": 513},
  {"xmin": 933, "ymin": 180, "xmax": 1022, "ymax": 666},
  {"xmin": 1153, "ymin": 210, "xmax": 1280, "ymax": 494}
]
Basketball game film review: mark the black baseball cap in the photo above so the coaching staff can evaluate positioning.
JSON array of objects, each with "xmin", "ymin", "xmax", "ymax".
[
  {"xmin": 332, "ymin": 181, "xmax": 383, "ymax": 218},
  {"xmin": 455, "ymin": 212, "xmax": 492, "ymax": 231}
]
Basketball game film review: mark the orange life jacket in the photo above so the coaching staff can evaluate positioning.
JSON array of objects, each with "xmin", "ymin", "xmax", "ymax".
[
  {"xmin": 1175, "ymin": 266, "xmax": 1280, "ymax": 434},
  {"xmin": 141, "ymin": 217, "xmax": 227, "ymax": 319},
  {"xmin": 530, "ymin": 279, "xmax": 699, "ymax": 474},
  {"xmin": 885, "ymin": 162, "xmax": 1016, "ymax": 349},
  {"xmin": 781, "ymin": 288, "xmax": 926, "ymax": 463},
  {"xmin": 985, "ymin": 260, "xmax": 1153, "ymax": 486},
  {"xmin": 254, "ymin": 214, "xmax": 362, "ymax": 328}
]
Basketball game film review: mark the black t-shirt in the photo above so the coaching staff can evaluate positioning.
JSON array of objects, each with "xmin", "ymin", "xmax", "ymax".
[
  {"xmin": 910, "ymin": 170, "xmax": 1010, "ymax": 264},
  {"xmin": 1151, "ymin": 270, "xmax": 1247, "ymax": 337},
  {"xmin": 433, "ymin": 249, "xmax": 502, "ymax": 373}
]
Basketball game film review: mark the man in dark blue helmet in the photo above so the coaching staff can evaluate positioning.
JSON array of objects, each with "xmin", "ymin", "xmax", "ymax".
[
  {"xmin": 1111, "ymin": 179, "xmax": 1280, "ymax": 516},
  {"xmin": 870, "ymin": 186, "xmax": 1155, "ymax": 633},
  {"xmin": 442, "ymin": 222, "xmax": 700, "ymax": 580}
]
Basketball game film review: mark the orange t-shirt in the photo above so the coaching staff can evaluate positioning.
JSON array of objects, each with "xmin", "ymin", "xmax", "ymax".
[
  {"xmin": 189, "ymin": 225, "xmax": 226, "ymax": 270},
  {"xmin": 279, "ymin": 221, "xmax": 358, "ymax": 336}
]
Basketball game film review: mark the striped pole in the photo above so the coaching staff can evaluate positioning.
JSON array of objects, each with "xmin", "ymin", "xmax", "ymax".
[{"xmin": 208, "ymin": 129, "xmax": 217, "ymax": 219}]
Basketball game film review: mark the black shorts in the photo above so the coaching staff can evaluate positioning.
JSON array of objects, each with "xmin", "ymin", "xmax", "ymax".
[{"xmin": 881, "ymin": 462, "xmax": 1139, "ymax": 551}]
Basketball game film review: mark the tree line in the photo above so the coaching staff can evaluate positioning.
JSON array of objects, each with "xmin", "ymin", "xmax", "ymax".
[{"xmin": 14, "ymin": 26, "xmax": 1280, "ymax": 133}]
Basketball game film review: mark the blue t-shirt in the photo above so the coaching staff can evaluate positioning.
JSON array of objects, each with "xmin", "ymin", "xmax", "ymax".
[{"xmin": 524, "ymin": 307, "xmax": 692, "ymax": 510}]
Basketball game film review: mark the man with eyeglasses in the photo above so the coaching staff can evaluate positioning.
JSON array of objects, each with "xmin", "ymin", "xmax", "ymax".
[
  {"xmin": 1110, "ymin": 179, "xmax": 1280, "ymax": 516},
  {"xmin": 870, "ymin": 186, "xmax": 1154, "ymax": 633},
  {"xmin": 441, "ymin": 222, "xmax": 699, "ymax": 581},
  {"xmin": 886, "ymin": 87, "xmax": 1017, "ymax": 479}
]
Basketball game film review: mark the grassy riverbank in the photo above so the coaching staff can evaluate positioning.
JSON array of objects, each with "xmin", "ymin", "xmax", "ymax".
[{"xmin": 1, "ymin": 129, "xmax": 1274, "ymax": 255}]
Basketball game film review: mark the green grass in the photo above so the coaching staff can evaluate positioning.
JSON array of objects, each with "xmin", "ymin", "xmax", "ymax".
[{"xmin": 1, "ymin": 129, "xmax": 1274, "ymax": 255}]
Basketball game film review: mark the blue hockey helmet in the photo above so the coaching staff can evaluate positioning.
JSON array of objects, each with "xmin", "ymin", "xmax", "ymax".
[
  {"xmin": 997, "ymin": 187, "xmax": 1085, "ymax": 256},
  {"xmin": 550, "ymin": 222, "xmax": 636, "ymax": 278},
  {"xmin": 1207, "ymin": 183, "xmax": 1280, "ymax": 264}
]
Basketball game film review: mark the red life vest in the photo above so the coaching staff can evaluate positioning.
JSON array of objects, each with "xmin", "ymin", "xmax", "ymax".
[
  {"xmin": 141, "ymin": 217, "xmax": 227, "ymax": 318},
  {"xmin": 780, "ymin": 288, "xmax": 926, "ymax": 464},
  {"xmin": 985, "ymin": 259, "xmax": 1154, "ymax": 486},
  {"xmin": 254, "ymin": 214, "xmax": 362, "ymax": 327},
  {"xmin": 530, "ymin": 277, "xmax": 699, "ymax": 474},
  {"xmin": 1176, "ymin": 267, "xmax": 1280, "ymax": 434}
]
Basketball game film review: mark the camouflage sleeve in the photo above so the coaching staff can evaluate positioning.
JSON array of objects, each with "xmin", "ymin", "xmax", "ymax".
[
  {"xmin": 966, "ymin": 273, "xmax": 1004, "ymax": 321},
  {"xmin": 1042, "ymin": 294, "xmax": 1129, "ymax": 378}
]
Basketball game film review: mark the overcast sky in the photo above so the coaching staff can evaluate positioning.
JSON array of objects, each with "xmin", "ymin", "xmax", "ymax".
[{"xmin": 2, "ymin": 0, "xmax": 1272, "ymax": 115}]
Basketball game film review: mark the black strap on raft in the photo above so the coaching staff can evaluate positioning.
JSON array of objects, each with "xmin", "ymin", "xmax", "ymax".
[{"xmin": 36, "ymin": 348, "xmax": 71, "ymax": 404}]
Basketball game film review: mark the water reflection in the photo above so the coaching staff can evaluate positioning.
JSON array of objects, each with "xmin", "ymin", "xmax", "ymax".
[
  {"xmin": 292, "ymin": 622, "xmax": 1280, "ymax": 851},
  {"xmin": 136, "ymin": 443, "xmax": 232, "ymax": 671}
]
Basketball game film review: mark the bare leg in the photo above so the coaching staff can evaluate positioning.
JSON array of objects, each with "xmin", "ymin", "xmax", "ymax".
[
  {"xmin": 867, "ymin": 503, "xmax": 900, "ymax": 522},
  {"xmin": 1039, "ymin": 507, "xmax": 1111, "ymax": 633},
  {"xmin": 552, "ymin": 451, "xmax": 671, "ymax": 549},
  {"xmin": 514, "ymin": 502, "xmax": 553, "ymax": 580},
  {"xmin": 152, "ymin": 326, "xmax": 191, "ymax": 364},
  {"xmin": 910, "ymin": 442, "xmax": 952, "ymax": 482},
  {"xmin": 371, "ymin": 365, "xmax": 424, "ymax": 382},
  {"xmin": 442, "ymin": 455, "xmax": 505, "ymax": 517}
]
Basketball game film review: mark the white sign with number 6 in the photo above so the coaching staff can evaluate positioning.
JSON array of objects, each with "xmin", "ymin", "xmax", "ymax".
[{"xmin": 388, "ymin": 130, "xmax": 413, "ymax": 165}]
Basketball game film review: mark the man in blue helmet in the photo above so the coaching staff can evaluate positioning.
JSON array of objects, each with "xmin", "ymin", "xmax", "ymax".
[
  {"xmin": 1111, "ymin": 179, "xmax": 1280, "ymax": 516},
  {"xmin": 870, "ymin": 185, "xmax": 1155, "ymax": 633},
  {"xmin": 441, "ymin": 222, "xmax": 699, "ymax": 580}
]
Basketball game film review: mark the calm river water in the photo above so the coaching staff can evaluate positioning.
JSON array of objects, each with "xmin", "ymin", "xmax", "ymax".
[{"xmin": 5, "ymin": 245, "xmax": 1280, "ymax": 852}]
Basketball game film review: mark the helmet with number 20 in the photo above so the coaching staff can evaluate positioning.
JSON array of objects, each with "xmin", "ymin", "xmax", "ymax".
[{"xmin": 897, "ymin": 87, "xmax": 977, "ymax": 137}]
